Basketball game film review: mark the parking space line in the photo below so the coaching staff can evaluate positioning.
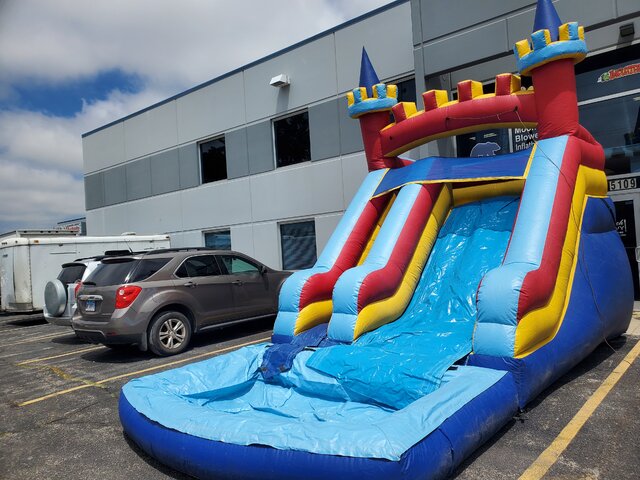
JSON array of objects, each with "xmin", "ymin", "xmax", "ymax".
[
  {"xmin": 0, "ymin": 324, "xmax": 55, "ymax": 336},
  {"xmin": 17, "ymin": 346, "xmax": 105, "ymax": 365},
  {"xmin": 2, "ymin": 332, "xmax": 75, "ymax": 347},
  {"xmin": 17, "ymin": 336, "xmax": 271, "ymax": 407},
  {"xmin": 519, "ymin": 338, "xmax": 640, "ymax": 480}
]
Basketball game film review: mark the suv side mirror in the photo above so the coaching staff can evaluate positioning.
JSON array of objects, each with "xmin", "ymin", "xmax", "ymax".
[{"xmin": 260, "ymin": 265, "xmax": 268, "ymax": 275}]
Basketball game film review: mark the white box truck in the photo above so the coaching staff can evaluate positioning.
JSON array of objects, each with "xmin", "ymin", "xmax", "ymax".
[{"xmin": 0, "ymin": 233, "xmax": 170, "ymax": 312}]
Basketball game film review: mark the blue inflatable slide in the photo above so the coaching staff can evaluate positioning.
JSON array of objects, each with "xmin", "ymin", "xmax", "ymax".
[{"xmin": 119, "ymin": 2, "xmax": 633, "ymax": 478}]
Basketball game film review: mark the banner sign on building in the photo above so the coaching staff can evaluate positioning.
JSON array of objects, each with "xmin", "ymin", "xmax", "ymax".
[{"xmin": 597, "ymin": 63, "xmax": 640, "ymax": 83}]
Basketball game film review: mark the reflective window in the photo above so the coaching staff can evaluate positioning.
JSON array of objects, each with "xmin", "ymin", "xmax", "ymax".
[
  {"xmin": 58, "ymin": 264, "xmax": 86, "ymax": 284},
  {"xmin": 580, "ymin": 93, "xmax": 640, "ymax": 175},
  {"xmin": 200, "ymin": 137, "xmax": 227, "ymax": 183},
  {"xmin": 218, "ymin": 255, "xmax": 260, "ymax": 275},
  {"xmin": 280, "ymin": 221, "xmax": 317, "ymax": 270},
  {"xmin": 204, "ymin": 230, "xmax": 231, "ymax": 250},
  {"xmin": 274, "ymin": 112, "xmax": 310, "ymax": 167},
  {"xmin": 129, "ymin": 258, "xmax": 170, "ymax": 282},
  {"xmin": 85, "ymin": 259, "xmax": 136, "ymax": 286},
  {"xmin": 456, "ymin": 128, "xmax": 513, "ymax": 157},
  {"xmin": 176, "ymin": 255, "xmax": 222, "ymax": 278},
  {"xmin": 396, "ymin": 77, "xmax": 416, "ymax": 104}
]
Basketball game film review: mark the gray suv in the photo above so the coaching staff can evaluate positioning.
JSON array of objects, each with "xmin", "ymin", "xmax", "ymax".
[{"xmin": 71, "ymin": 248, "xmax": 290, "ymax": 356}]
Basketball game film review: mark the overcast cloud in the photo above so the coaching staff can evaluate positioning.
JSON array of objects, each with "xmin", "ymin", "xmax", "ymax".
[{"xmin": 0, "ymin": 0, "xmax": 394, "ymax": 232}]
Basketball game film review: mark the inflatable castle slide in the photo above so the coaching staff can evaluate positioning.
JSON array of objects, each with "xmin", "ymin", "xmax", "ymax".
[{"xmin": 118, "ymin": 1, "xmax": 633, "ymax": 478}]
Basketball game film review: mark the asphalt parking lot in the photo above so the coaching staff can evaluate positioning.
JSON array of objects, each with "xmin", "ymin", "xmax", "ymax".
[{"xmin": 0, "ymin": 313, "xmax": 638, "ymax": 480}]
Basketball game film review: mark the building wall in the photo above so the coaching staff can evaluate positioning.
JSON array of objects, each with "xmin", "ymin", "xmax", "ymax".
[
  {"xmin": 83, "ymin": 1, "xmax": 414, "ymax": 268},
  {"xmin": 83, "ymin": 0, "xmax": 640, "ymax": 269},
  {"xmin": 411, "ymin": 0, "xmax": 640, "ymax": 157}
]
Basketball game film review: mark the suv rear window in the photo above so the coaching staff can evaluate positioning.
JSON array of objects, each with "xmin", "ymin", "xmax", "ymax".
[
  {"xmin": 129, "ymin": 258, "xmax": 170, "ymax": 282},
  {"xmin": 85, "ymin": 259, "xmax": 136, "ymax": 287},
  {"xmin": 58, "ymin": 263, "xmax": 86, "ymax": 284}
]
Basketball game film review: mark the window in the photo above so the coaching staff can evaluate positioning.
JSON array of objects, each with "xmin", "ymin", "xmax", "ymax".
[
  {"xmin": 396, "ymin": 77, "xmax": 416, "ymax": 104},
  {"xmin": 456, "ymin": 128, "xmax": 514, "ymax": 157},
  {"xmin": 579, "ymin": 93, "xmax": 640, "ymax": 175},
  {"xmin": 280, "ymin": 220, "xmax": 317, "ymax": 270},
  {"xmin": 274, "ymin": 111, "xmax": 310, "ymax": 167},
  {"xmin": 204, "ymin": 230, "xmax": 231, "ymax": 250},
  {"xmin": 85, "ymin": 259, "xmax": 136, "ymax": 287},
  {"xmin": 175, "ymin": 255, "xmax": 222, "ymax": 278},
  {"xmin": 218, "ymin": 255, "xmax": 260, "ymax": 275},
  {"xmin": 200, "ymin": 137, "xmax": 227, "ymax": 183},
  {"xmin": 390, "ymin": 77, "xmax": 417, "ymax": 124},
  {"xmin": 575, "ymin": 45, "xmax": 640, "ymax": 175},
  {"xmin": 129, "ymin": 258, "xmax": 171, "ymax": 282},
  {"xmin": 58, "ymin": 263, "xmax": 86, "ymax": 284}
]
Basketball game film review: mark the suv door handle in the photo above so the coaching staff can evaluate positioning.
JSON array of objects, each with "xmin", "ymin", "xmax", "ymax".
[
  {"xmin": 183, "ymin": 281, "xmax": 196, "ymax": 288},
  {"xmin": 232, "ymin": 280, "xmax": 243, "ymax": 286}
]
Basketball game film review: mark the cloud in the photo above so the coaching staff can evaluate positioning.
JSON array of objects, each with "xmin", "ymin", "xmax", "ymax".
[
  {"xmin": 0, "ymin": 0, "xmax": 395, "ymax": 231},
  {"xmin": 0, "ymin": 0, "xmax": 394, "ymax": 94},
  {"xmin": 0, "ymin": 86, "xmax": 172, "ymax": 229},
  {"xmin": 0, "ymin": 160, "xmax": 83, "ymax": 226}
]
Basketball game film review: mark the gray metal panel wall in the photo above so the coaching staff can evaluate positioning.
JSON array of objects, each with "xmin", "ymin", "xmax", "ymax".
[
  {"xmin": 423, "ymin": 20, "xmax": 509, "ymax": 75},
  {"xmin": 82, "ymin": 123, "xmax": 126, "ymax": 174},
  {"xmin": 84, "ymin": 173, "xmax": 105, "ymax": 211},
  {"xmin": 126, "ymin": 157, "xmax": 151, "ymax": 201},
  {"xmin": 123, "ymin": 101, "xmax": 179, "ymax": 161},
  {"xmin": 243, "ymin": 35, "xmax": 338, "ymax": 123},
  {"xmin": 247, "ymin": 122, "xmax": 274, "ymax": 175},
  {"xmin": 507, "ymin": 0, "xmax": 617, "ymax": 47},
  {"xmin": 338, "ymin": 106, "xmax": 364, "ymax": 155},
  {"xmin": 176, "ymin": 72, "xmax": 246, "ymax": 144},
  {"xmin": 410, "ymin": 0, "xmax": 423, "ymax": 46},
  {"xmin": 418, "ymin": 0, "xmax": 625, "ymax": 77},
  {"xmin": 309, "ymin": 99, "xmax": 341, "ymax": 161},
  {"xmin": 618, "ymin": 0, "xmax": 640, "ymax": 16},
  {"xmin": 178, "ymin": 144, "xmax": 200, "ymax": 189},
  {"xmin": 226, "ymin": 128, "xmax": 250, "ymax": 179},
  {"xmin": 103, "ymin": 167, "xmax": 127, "ymax": 206},
  {"xmin": 335, "ymin": 2, "xmax": 414, "ymax": 94},
  {"xmin": 151, "ymin": 149, "xmax": 181, "ymax": 195},
  {"xmin": 420, "ymin": 0, "xmax": 533, "ymax": 42}
]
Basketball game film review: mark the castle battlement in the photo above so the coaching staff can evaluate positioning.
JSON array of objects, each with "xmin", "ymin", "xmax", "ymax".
[
  {"xmin": 347, "ymin": 83, "xmax": 398, "ymax": 119},
  {"xmin": 514, "ymin": 22, "xmax": 587, "ymax": 75}
]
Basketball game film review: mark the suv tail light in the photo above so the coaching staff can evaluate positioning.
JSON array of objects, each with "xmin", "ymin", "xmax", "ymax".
[
  {"xmin": 115, "ymin": 285, "xmax": 142, "ymax": 309},
  {"xmin": 74, "ymin": 281, "xmax": 82, "ymax": 297}
]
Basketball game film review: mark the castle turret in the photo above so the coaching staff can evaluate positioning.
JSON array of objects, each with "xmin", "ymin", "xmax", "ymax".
[
  {"xmin": 347, "ymin": 48, "xmax": 404, "ymax": 171},
  {"xmin": 514, "ymin": 0, "xmax": 587, "ymax": 139}
]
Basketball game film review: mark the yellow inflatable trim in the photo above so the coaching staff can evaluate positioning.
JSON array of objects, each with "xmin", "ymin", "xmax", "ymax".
[
  {"xmin": 357, "ymin": 193, "xmax": 396, "ymax": 266},
  {"xmin": 514, "ymin": 165, "xmax": 607, "ymax": 357},
  {"xmin": 452, "ymin": 179, "xmax": 525, "ymax": 207},
  {"xmin": 352, "ymin": 185, "xmax": 453, "ymax": 340},
  {"xmin": 293, "ymin": 300, "xmax": 334, "ymax": 336},
  {"xmin": 292, "ymin": 193, "xmax": 397, "ymax": 335}
]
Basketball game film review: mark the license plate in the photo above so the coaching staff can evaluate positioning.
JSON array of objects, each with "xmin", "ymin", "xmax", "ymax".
[{"xmin": 85, "ymin": 300, "xmax": 96, "ymax": 312}]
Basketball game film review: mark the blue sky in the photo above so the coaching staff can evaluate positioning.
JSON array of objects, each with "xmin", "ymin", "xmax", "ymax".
[
  {"xmin": 0, "ymin": 0, "xmax": 393, "ymax": 234},
  {"xmin": 1, "ymin": 69, "xmax": 143, "ymax": 117}
]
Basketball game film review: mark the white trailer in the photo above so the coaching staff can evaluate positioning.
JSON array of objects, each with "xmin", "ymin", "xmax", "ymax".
[{"xmin": 0, "ymin": 234, "xmax": 170, "ymax": 312}]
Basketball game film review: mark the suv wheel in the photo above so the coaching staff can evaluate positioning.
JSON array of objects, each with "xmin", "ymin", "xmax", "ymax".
[{"xmin": 148, "ymin": 311, "xmax": 192, "ymax": 356}]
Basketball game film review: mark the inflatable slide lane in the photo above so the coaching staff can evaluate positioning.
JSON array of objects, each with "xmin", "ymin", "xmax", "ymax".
[{"xmin": 119, "ymin": 2, "xmax": 633, "ymax": 478}]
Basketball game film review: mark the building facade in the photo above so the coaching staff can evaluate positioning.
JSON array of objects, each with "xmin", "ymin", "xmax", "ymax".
[{"xmin": 83, "ymin": 0, "xmax": 640, "ymax": 291}]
